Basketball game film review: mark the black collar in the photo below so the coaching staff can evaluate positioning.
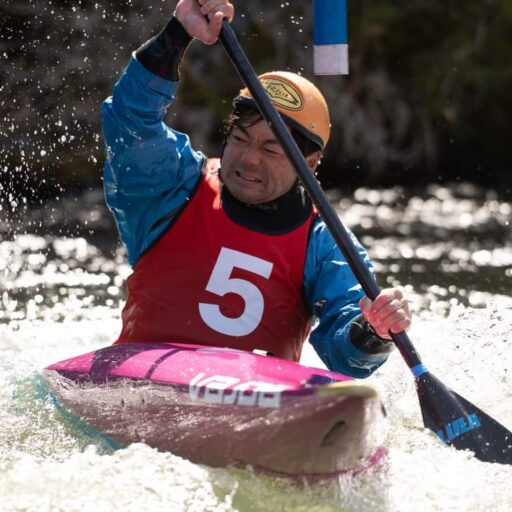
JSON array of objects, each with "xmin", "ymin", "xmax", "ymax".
[{"xmin": 220, "ymin": 176, "xmax": 313, "ymax": 235}]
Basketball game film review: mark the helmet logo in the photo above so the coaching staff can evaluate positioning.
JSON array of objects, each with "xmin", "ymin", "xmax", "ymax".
[{"xmin": 260, "ymin": 77, "xmax": 304, "ymax": 112}]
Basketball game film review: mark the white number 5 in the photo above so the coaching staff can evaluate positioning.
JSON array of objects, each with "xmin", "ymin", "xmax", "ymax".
[{"xmin": 199, "ymin": 247, "xmax": 273, "ymax": 337}]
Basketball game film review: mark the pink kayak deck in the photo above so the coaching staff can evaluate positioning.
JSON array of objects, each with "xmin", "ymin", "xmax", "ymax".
[
  {"xmin": 47, "ymin": 342, "xmax": 353, "ymax": 391},
  {"xmin": 43, "ymin": 342, "xmax": 385, "ymax": 480}
]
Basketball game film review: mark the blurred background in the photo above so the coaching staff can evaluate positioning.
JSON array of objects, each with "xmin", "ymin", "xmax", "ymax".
[
  {"xmin": 2, "ymin": 0, "xmax": 512, "ymax": 201},
  {"xmin": 1, "ymin": 0, "xmax": 511, "ymax": 319}
]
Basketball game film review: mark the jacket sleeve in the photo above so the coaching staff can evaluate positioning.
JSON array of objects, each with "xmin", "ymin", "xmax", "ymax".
[
  {"xmin": 100, "ymin": 55, "xmax": 204, "ymax": 266},
  {"xmin": 303, "ymin": 217, "xmax": 391, "ymax": 378}
]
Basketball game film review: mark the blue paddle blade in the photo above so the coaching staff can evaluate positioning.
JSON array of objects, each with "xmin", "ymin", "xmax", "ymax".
[{"xmin": 416, "ymin": 371, "xmax": 512, "ymax": 464}]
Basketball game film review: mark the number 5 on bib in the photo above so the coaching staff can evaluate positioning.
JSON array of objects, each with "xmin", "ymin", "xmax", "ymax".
[{"xmin": 199, "ymin": 247, "xmax": 274, "ymax": 337}]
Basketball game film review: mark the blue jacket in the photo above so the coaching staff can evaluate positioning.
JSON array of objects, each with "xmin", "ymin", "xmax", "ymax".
[{"xmin": 101, "ymin": 55, "xmax": 390, "ymax": 377}]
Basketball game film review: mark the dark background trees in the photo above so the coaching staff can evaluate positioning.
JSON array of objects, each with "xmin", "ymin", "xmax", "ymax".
[{"xmin": 2, "ymin": 0, "xmax": 511, "ymax": 204}]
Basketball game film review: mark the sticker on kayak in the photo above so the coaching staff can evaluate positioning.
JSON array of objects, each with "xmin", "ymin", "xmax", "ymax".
[
  {"xmin": 189, "ymin": 373, "xmax": 287, "ymax": 408},
  {"xmin": 260, "ymin": 77, "xmax": 304, "ymax": 112}
]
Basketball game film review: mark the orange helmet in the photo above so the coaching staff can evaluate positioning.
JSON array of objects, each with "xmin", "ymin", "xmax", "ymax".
[{"xmin": 233, "ymin": 71, "xmax": 331, "ymax": 150}]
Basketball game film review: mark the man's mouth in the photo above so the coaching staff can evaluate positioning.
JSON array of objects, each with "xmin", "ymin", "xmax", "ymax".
[{"xmin": 235, "ymin": 170, "xmax": 261, "ymax": 183}]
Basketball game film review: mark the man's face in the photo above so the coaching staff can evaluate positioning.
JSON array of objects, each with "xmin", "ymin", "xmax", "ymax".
[{"xmin": 220, "ymin": 119, "xmax": 299, "ymax": 204}]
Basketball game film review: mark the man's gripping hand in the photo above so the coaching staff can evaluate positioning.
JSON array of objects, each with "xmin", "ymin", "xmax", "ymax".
[
  {"xmin": 359, "ymin": 287, "xmax": 412, "ymax": 340},
  {"xmin": 175, "ymin": 0, "xmax": 235, "ymax": 45}
]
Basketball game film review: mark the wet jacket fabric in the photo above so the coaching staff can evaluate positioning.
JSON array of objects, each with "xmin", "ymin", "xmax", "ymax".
[
  {"xmin": 116, "ymin": 162, "xmax": 315, "ymax": 362},
  {"xmin": 101, "ymin": 55, "xmax": 390, "ymax": 378}
]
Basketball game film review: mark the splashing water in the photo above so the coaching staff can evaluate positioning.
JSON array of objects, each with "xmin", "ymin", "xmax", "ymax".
[
  {"xmin": 2, "ymin": 1, "xmax": 511, "ymax": 508},
  {"xmin": 1, "ymin": 185, "xmax": 511, "ymax": 511}
]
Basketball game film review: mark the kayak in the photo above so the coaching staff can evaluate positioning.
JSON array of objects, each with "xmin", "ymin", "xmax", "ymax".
[{"xmin": 41, "ymin": 342, "xmax": 386, "ymax": 479}]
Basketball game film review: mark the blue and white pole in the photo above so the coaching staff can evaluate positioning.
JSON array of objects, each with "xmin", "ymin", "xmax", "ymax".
[{"xmin": 313, "ymin": 0, "xmax": 348, "ymax": 75}]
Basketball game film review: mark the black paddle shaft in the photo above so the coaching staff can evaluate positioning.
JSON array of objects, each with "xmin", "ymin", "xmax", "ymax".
[
  {"xmin": 219, "ymin": 22, "xmax": 421, "ymax": 369},
  {"xmin": 218, "ymin": 21, "xmax": 512, "ymax": 465}
]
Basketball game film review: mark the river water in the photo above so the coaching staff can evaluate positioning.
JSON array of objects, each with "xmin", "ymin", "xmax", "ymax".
[{"xmin": 0, "ymin": 184, "xmax": 511, "ymax": 511}]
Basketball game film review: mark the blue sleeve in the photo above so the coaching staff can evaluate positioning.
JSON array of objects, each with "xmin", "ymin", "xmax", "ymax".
[
  {"xmin": 100, "ymin": 54, "xmax": 205, "ymax": 265},
  {"xmin": 303, "ymin": 217, "xmax": 389, "ymax": 378}
]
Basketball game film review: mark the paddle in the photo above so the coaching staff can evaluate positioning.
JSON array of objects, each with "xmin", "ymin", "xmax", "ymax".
[{"xmin": 217, "ymin": 20, "xmax": 512, "ymax": 465}]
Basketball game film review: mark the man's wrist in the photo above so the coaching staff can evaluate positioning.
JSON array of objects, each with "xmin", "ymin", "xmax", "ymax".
[
  {"xmin": 135, "ymin": 16, "xmax": 193, "ymax": 81},
  {"xmin": 349, "ymin": 314, "xmax": 394, "ymax": 355}
]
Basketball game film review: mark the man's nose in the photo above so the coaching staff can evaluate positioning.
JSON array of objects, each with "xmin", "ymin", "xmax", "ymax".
[{"xmin": 240, "ymin": 144, "xmax": 261, "ymax": 166}]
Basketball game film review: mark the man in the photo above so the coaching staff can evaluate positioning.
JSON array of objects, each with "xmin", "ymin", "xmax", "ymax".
[{"xmin": 101, "ymin": 0, "xmax": 411, "ymax": 378}]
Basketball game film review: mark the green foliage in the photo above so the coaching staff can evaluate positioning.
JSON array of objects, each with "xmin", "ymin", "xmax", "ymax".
[{"xmin": 345, "ymin": 0, "xmax": 512, "ymax": 187}]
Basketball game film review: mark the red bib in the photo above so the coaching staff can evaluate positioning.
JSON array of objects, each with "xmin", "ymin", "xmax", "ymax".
[{"xmin": 116, "ymin": 160, "xmax": 316, "ymax": 361}]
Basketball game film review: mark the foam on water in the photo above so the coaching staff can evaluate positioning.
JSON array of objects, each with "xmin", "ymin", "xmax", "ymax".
[
  {"xmin": 1, "ymin": 186, "xmax": 511, "ymax": 510},
  {"xmin": 1, "ymin": 297, "xmax": 511, "ymax": 511}
]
